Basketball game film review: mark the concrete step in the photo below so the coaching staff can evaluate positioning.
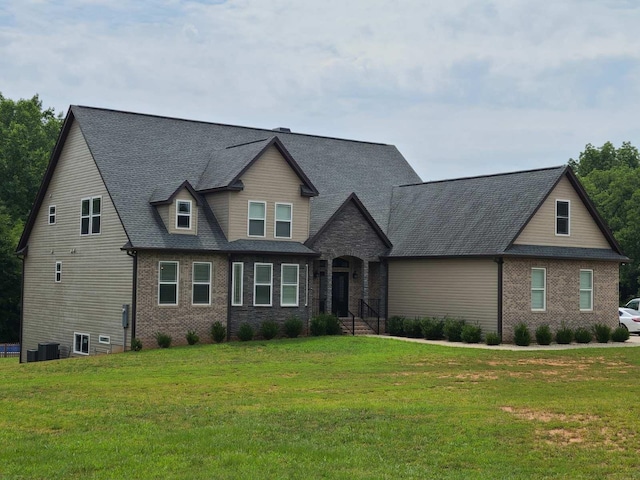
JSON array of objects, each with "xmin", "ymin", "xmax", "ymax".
[{"xmin": 339, "ymin": 317, "xmax": 378, "ymax": 335}]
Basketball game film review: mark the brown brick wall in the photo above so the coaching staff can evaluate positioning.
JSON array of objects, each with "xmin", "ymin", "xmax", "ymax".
[
  {"xmin": 136, "ymin": 252, "xmax": 228, "ymax": 348},
  {"xmin": 502, "ymin": 258, "xmax": 619, "ymax": 341}
]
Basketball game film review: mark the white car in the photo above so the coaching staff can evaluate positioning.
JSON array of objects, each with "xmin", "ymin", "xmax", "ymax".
[
  {"xmin": 626, "ymin": 298, "xmax": 640, "ymax": 310},
  {"xmin": 619, "ymin": 307, "xmax": 640, "ymax": 333}
]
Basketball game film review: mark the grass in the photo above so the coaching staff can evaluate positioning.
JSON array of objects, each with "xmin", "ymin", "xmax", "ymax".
[{"xmin": 2, "ymin": 337, "xmax": 640, "ymax": 479}]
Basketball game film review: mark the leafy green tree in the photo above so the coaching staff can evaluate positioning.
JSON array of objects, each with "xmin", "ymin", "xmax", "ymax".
[
  {"xmin": 570, "ymin": 142, "xmax": 640, "ymax": 300},
  {"xmin": 0, "ymin": 93, "xmax": 62, "ymax": 341}
]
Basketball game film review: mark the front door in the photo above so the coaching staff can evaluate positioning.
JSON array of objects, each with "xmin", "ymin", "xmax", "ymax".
[{"xmin": 332, "ymin": 272, "xmax": 349, "ymax": 317}]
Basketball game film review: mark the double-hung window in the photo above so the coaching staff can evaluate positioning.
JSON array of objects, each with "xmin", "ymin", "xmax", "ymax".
[
  {"xmin": 176, "ymin": 200, "xmax": 192, "ymax": 229},
  {"xmin": 158, "ymin": 261, "xmax": 179, "ymax": 305},
  {"xmin": 248, "ymin": 201, "xmax": 266, "ymax": 237},
  {"xmin": 232, "ymin": 262, "xmax": 244, "ymax": 306},
  {"xmin": 275, "ymin": 203, "xmax": 292, "ymax": 238},
  {"xmin": 254, "ymin": 263, "xmax": 272, "ymax": 306},
  {"xmin": 281, "ymin": 264, "xmax": 299, "ymax": 306},
  {"xmin": 74, "ymin": 332, "xmax": 90, "ymax": 355},
  {"xmin": 48, "ymin": 205, "xmax": 56, "ymax": 225},
  {"xmin": 192, "ymin": 262, "xmax": 211, "ymax": 305},
  {"xmin": 81, "ymin": 196, "xmax": 101, "ymax": 235},
  {"xmin": 55, "ymin": 261, "xmax": 62, "ymax": 283},
  {"xmin": 531, "ymin": 268, "xmax": 546, "ymax": 311},
  {"xmin": 556, "ymin": 200, "xmax": 570, "ymax": 236},
  {"xmin": 580, "ymin": 269, "xmax": 593, "ymax": 311}
]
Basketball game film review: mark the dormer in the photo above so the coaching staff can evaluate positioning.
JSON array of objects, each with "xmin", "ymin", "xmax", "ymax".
[
  {"xmin": 197, "ymin": 136, "xmax": 318, "ymax": 242},
  {"xmin": 150, "ymin": 181, "xmax": 200, "ymax": 236}
]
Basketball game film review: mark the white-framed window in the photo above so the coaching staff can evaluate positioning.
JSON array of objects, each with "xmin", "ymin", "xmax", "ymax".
[
  {"xmin": 232, "ymin": 262, "xmax": 244, "ymax": 306},
  {"xmin": 281, "ymin": 264, "xmax": 299, "ymax": 307},
  {"xmin": 55, "ymin": 261, "xmax": 62, "ymax": 283},
  {"xmin": 81, "ymin": 196, "xmax": 101, "ymax": 235},
  {"xmin": 192, "ymin": 262, "xmax": 211, "ymax": 305},
  {"xmin": 580, "ymin": 269, "xmax": 594, "ymax": 311},
  {"xmin": 531, "ymin": 268, "xmax": 546, "ymax": 311},
  {"xmin": 275, "ymin": 203, "xmax": 293, "ymax": 239},
  {"xmin": 248, "ymin": 201, "xmax": 266, "ymax": 237},
  {"xmin": 74, "ymin": 332, "xmax": 90, "ymax": 355},
  {"xmin": 254, "ymin": 263, "xmax": 272, "ymax": 306},
  {"xmin": 48, "ymin": 205, "xmax": 56, "ymax": 225},
  {"xmin": 176, "ymin": 200, "xmax": 192, "ymax": 229},
  {"xmin": 98, "ymin": 335, "xmax": 111, "ymax": 345},
  {"xmin": 556, "ymin": 200, "xmax": 570, "ymax": 236},
  {"xmin": 158, "ymin": 261, "xmax": 179, "ymax": 305}
]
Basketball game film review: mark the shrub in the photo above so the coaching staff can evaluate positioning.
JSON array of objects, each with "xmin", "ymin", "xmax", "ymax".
[
  {"xmin": 310, "ymin": 316, "xmax": 327, "ymax": 336},
  {"xmin": 444, "ymin": 318, "xmax": 465, "ymax": 342},
  {"xmin": 535, "ymin": 324, "xmax": 552, "ymax": 346},
  {"xmin": 131, "ymin": 338, "xmax": 142, "ymax": 351},
  {"xmin": 154, "ymin": 332, "xmax": 172, "ymax": 348},
  {"xmin": 612, "ymin": 326, "xmax": 630, "ymax": 342},
  {"xmin": 386, "ymin": 316, "xmax": 405, "ymax": 336},
  {"xmin": 555, "ymin": 324, "xmax": 573, "ymax": 344},
  {"xmin": 284, "ymin": 316, "xmax": 304, "ymax": 338},
  {"xmin": 185, "ymin": 330, "xmax": 199, "ymax": 345},
  {"xmin": 592, "ymin": 323, "xmax": 611, "ymax": 343},
  {"xmin": 403, "ymin": 318, "xmax": 423, "ymax": 338},
  {"xmin": 485, "ymin": 332, "xmax": 501, "ymax": 346},
  {"xmin": 260, "ymin": 320, "xmax": 279, "ymax": 340},
  {"xmin": 421, "ymin": 317, "xmax": 445, "ymax": 340},
  {"xmin": 237, "ymin": 323, "xmax": 254, "ymax": 342},
  {"xmin": 324, "ymin": 315, "xmax": 342, "ymax": 336},
  {"xmin": 574, "ymin": 327, "xmax": 592, "ymax": 344},
  {"xmin": 210, "ymin": 321, "xmax": 226, "ymax": 343},
  {"xmin": 461, "ymin": 324, "xmax": 482, "ymax": 344},
  {"xmin": 513, "ymin": 323, "xmax": 531, "ymax": 346}
]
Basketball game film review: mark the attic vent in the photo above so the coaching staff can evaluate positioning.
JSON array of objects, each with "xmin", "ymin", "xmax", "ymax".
[{"xmin": 272, "ymin": 127, "xmax": 291, "ymax": 133}]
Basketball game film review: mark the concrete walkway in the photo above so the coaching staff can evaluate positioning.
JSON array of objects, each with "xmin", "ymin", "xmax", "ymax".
[{"xmin": 369, "ymin": 334, "xmax": 640, "ymax": 351}]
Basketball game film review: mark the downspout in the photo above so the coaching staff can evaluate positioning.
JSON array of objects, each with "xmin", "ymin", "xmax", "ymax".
[
  {"xmin": 495, "ymin": 257, "xmax": 504, "ymax": 337},
  {"xmin": 126, "ymin": 250, "xmax": 138, "ymax": 347},
  {"xmin": 17, "ymin": 251, "xmax": 25, "ymax": 364},
  {"xmin": 227, "ymin": 254, "xmax": 232, "ymax": 342}
]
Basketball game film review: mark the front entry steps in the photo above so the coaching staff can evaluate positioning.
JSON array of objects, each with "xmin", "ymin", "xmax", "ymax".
[{"xmin": 339, "ymin": 317, "xmax": 377, "ymax": 335}]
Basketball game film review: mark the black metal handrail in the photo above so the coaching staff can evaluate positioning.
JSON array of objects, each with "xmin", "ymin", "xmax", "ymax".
[
  {"xmin": 336, "ymin": 312, "xmax": 356, "ymax": 336},
  {"xmin": 359, "ymin": 299, "xmax": 381, "ymax": 334}
]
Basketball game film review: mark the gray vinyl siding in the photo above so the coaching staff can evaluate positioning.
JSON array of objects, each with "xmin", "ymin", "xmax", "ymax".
[
  {"xmin": 514, "ymin": 176, "xmax": 610, "ymax": 248},
  {"xmin": 21, "ymin": 120, "xmax": 132, "ymax": 361},
  {"xmin": 388, "ymin": 258, "xmax": 498, "ymax": 333},
  {"xmin": 227, "ymin": 146, "xmax": 310, "ymax": 242}
]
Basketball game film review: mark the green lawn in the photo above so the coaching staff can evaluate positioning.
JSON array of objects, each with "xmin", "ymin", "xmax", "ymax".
[{"xmin": 2, "ymin": 337, "xmax": 640, "ymax": 479}]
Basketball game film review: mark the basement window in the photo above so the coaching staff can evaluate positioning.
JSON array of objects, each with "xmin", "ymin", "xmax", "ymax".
[{"xmin": 74, "ymin": 332, "xmax": 90, "ymax": 355}]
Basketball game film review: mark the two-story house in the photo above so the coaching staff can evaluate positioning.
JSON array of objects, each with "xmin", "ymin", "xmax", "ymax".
[{"xmin": 17, "ymin": 106, "xmax": 627, "ymax": 361}]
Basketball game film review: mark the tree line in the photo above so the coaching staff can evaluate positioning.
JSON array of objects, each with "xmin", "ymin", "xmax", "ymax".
[{"xmin": 0, "ymin": 92, "xmax": 638, "ymax": 341}]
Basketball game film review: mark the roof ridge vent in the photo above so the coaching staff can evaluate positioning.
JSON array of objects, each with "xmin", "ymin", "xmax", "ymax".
[{"xmin": 272, "ymin": 127, "xmax": 291, "ymax": 133}]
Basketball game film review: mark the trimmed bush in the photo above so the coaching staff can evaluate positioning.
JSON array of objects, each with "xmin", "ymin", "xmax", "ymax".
[
  {"xmin": 461, "ymin": 324, "xmax": 482, "ymax": 344},
  {"xmin": 485, "ymin": 332, "xmax": 501, "ymax": 346},
  {"xmin": 260, "ymin": 320, "xmax": 279, "ymax": 340},
  {"xmin": 421, "ymin": 317, "xmax": 445, "ymax": 340},
  {"xmin": 387, "ymin": 316, "xmax": 405, "ymax": 336},
  {"xmin": 310, "ymin": 316, "xmax": 327, "ymax": 336},
  {"xmin": 555, "ymin": 324, "xmax": 573, "ymax": 344},
  {"xmin": 403, "ymin": 318, "xmax": 423, "ymax": 338},
  {"xmin": 325, "ymin": 315, "xmax": 342, "ymax": 336},
  {"xmin": 444, "ymin": 318, "xmax": 466, "ymax": 342},
  {"xmin": 237, "ymin": 323, "xmax": 254, "ymax": 342},
  {"xmin": 210, "ymin": 321, "xmax": 226, "ymax": 343},
  {"xmin": 574, "ymin": 327, "xmax": 592, "ymax": 344},
  {"xmin": 131, "ymin": 338, "xmax": 142, "ymax": 351},
  {"xmin": 513, "ymin": 323, "xmax": 531, "ymax": 347},
  {"xmin": 284, "ymin": 316, "xmax": 304, "ymax": 338},
  {"xmin": 154, "ymin": 332, "xmax": 172, "ymax": 348},
  {"xmin": 612, "ymin": 326, "xmax": 630, "ymax": 342},
  {"xmin": 535, "ymin": 324, "xmax": 552, "ymax": 346},
  {"xmin": 592, "ymin": 323, "xmax": 611, "ymax": 343},
  {"xmin": 186, "ymin": 330, "xmax": 199, "ymax": 345}
]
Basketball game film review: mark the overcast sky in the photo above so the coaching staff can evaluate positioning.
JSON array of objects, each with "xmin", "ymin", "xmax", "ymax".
[{"xmin": 1, "ymin": 0, "xmax": 639, "ymax": 182}]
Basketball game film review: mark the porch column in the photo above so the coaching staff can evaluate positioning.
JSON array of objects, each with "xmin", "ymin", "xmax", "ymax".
[
  {"xmin": 362, "ymin": 260, "xmax": 369, "ymax": 307},
  {"xmin": 326, "ymin": 258, "xmax": 333, "ymax": 315}
]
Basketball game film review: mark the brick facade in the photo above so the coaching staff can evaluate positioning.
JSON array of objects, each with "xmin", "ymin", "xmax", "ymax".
[
  {"xmin": 136, "ymin": 252, "xmax": 228, "ymax": 348},
  {"xmin": 228, "ymin": 254, "xmax": 312, "ymax": 339},
  {"xmin": 502, "ymin": 258, "xmax": 619, "ymax": 341}
]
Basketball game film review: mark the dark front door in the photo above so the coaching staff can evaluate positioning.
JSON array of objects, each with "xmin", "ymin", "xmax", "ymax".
[{"xmin": 332, "ymin": 272, "xmax": 349, "ymax": 317}]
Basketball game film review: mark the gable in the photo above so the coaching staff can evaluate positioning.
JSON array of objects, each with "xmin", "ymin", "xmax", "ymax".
[{"xmin": 514, "ymin": 175, "xmax": 611, "ymax": 249}]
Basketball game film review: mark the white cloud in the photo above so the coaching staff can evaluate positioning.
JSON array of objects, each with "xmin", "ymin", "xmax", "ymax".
[{"xmin": 2, "ymin": 0, "xmax": 640, "ymax": 181}]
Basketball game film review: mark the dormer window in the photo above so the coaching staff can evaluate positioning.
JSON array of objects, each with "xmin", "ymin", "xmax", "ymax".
[
  {"xmin": 248, "ymin": 201, "xmax": 266, "ymax": 237},
  {"xmin": 556, "ymin": 200, "xmax": 570, "ymax": 236},
  {"xmin": 176, "ymin": 200, "xmax": 192, "ymax": 229}
]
